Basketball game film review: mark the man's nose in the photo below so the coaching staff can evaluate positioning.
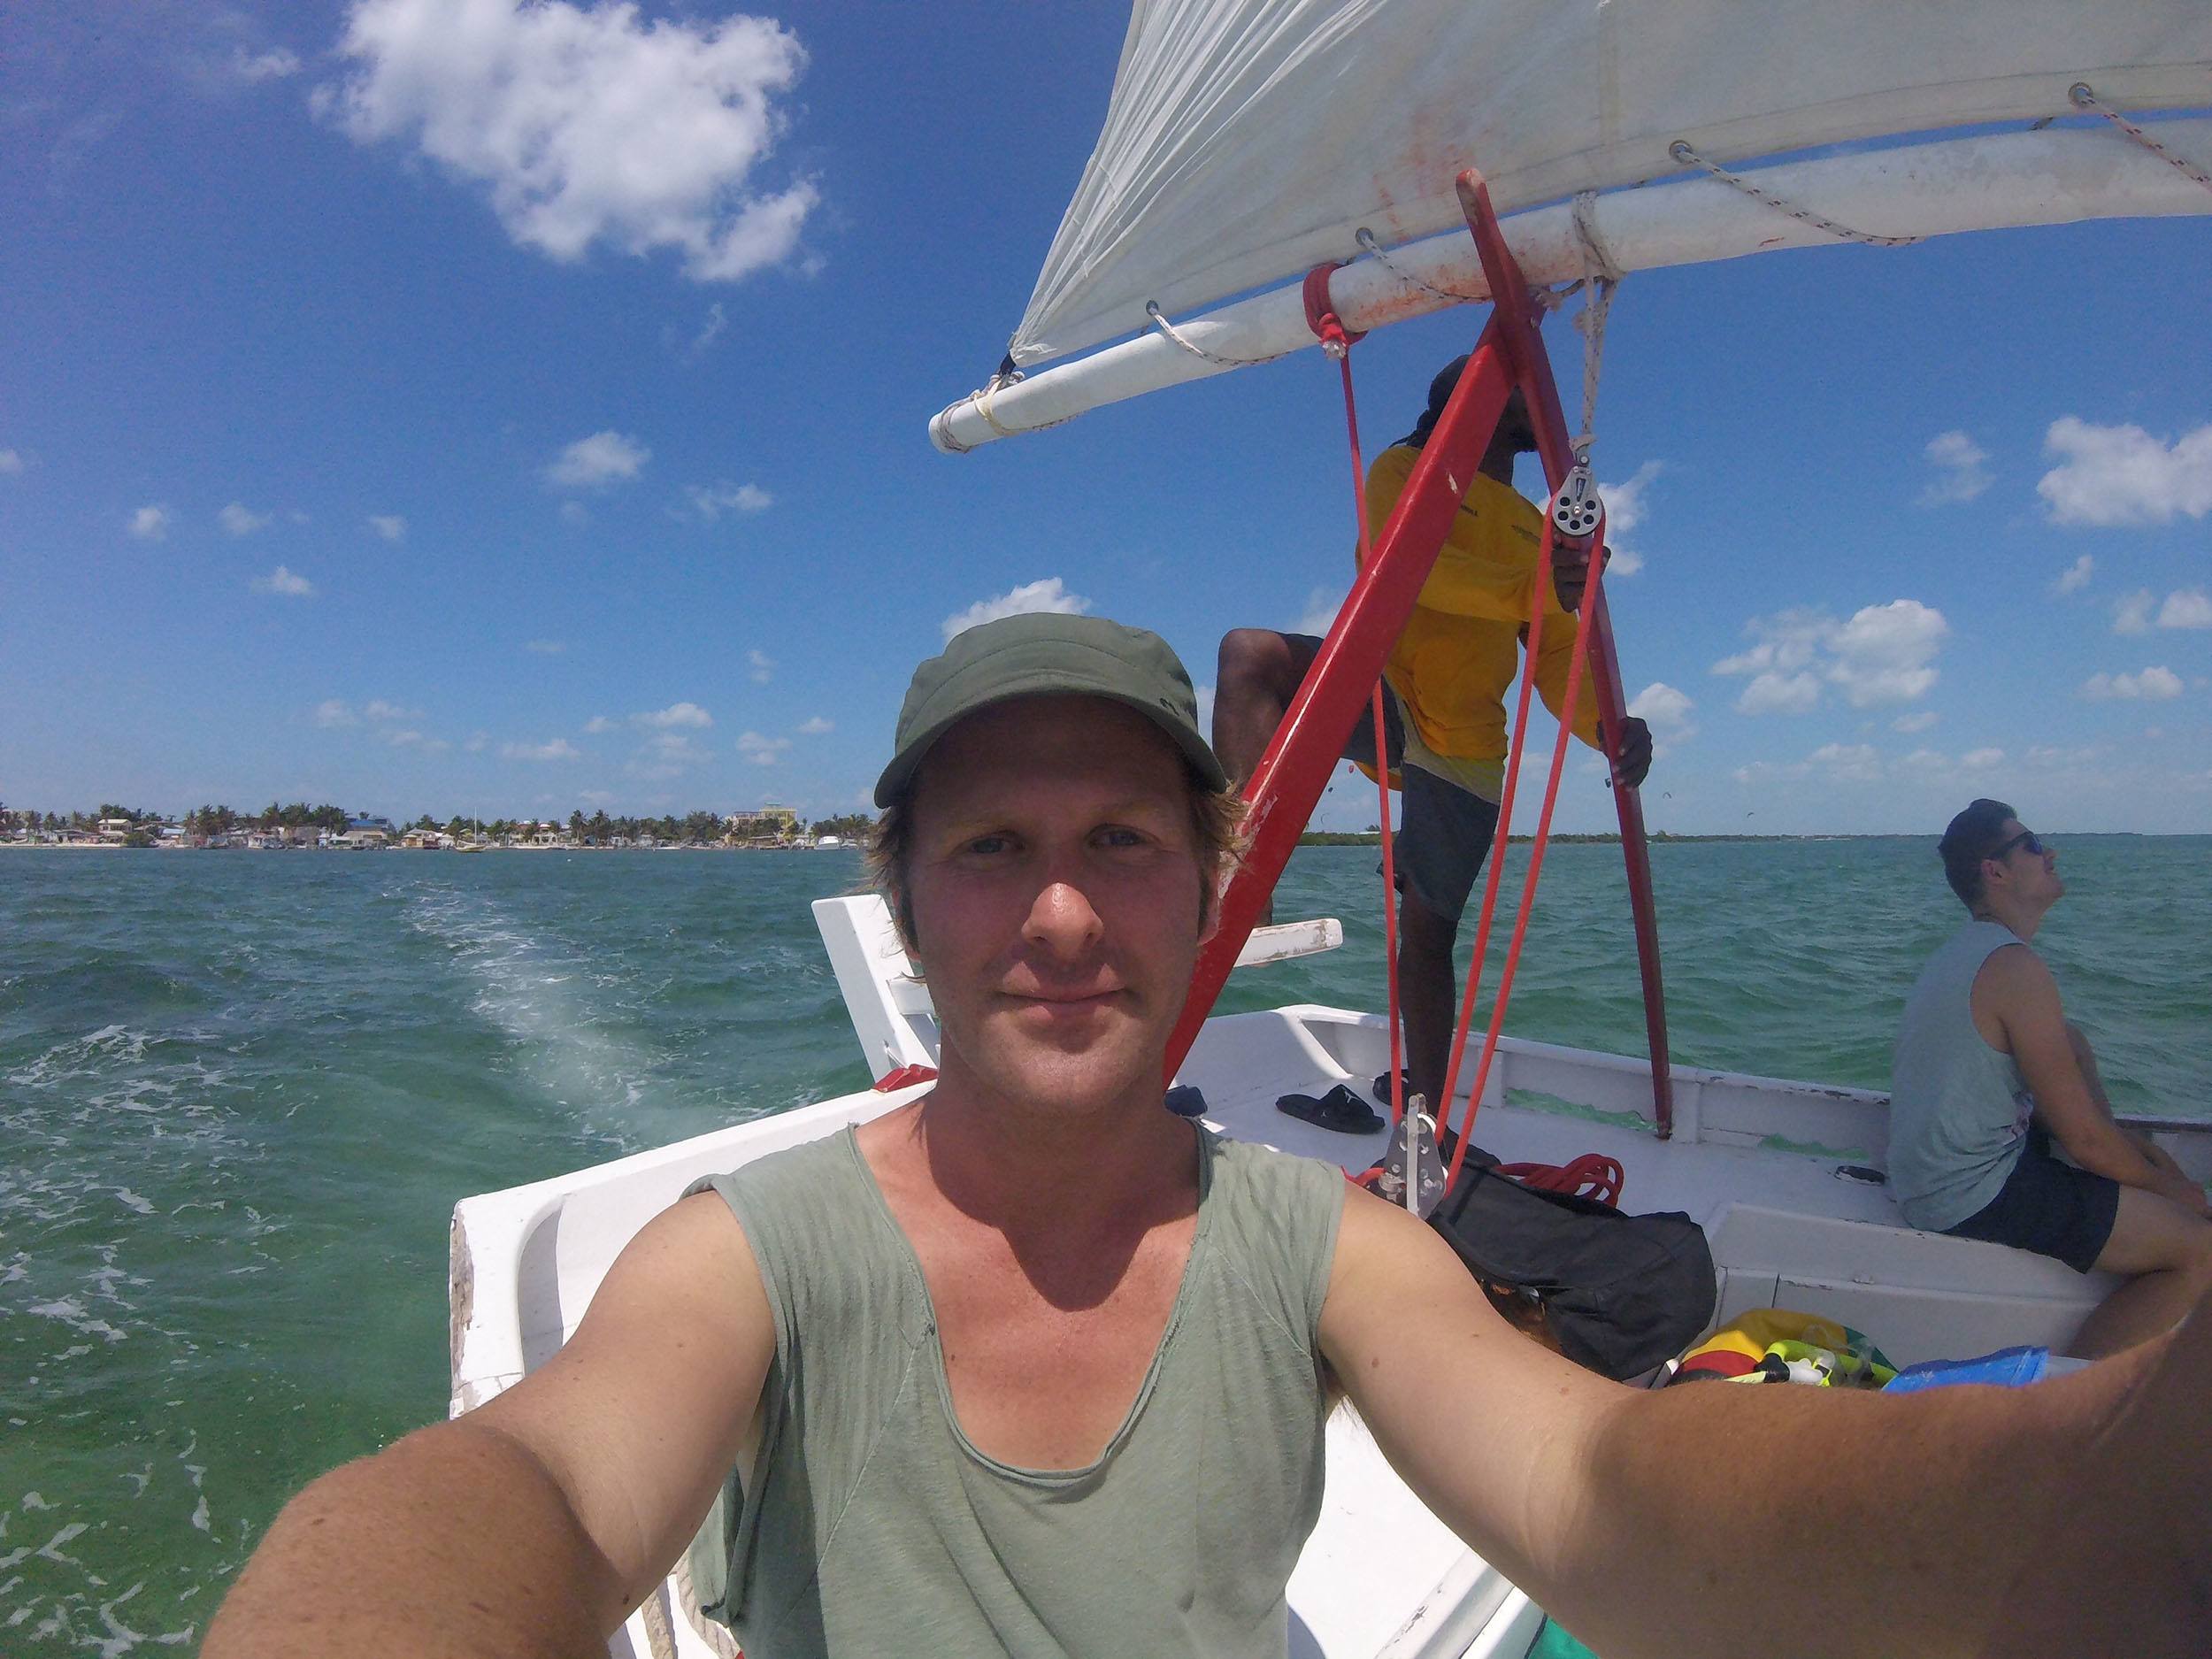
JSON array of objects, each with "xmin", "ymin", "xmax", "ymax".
[{"xmin": 1024, "ymin": 876, "xmax": 1104, "ymax": 955}]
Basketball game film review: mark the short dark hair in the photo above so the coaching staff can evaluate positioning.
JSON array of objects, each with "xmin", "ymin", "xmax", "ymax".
[{"xmin": 1938, "ymin": 798, "xmax": 2016, "ymax": 909}]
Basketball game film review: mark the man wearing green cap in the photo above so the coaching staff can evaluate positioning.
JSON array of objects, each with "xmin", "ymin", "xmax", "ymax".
[{"xmin": 209, "ymin": 614, "xmax": 2206, "ymax": 1659}]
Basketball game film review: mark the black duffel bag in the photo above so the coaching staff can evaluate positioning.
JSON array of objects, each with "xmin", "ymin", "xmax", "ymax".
[{"xmin": 1428, "ymin": 1164, "xmax": 1716, "ymax": 1380}]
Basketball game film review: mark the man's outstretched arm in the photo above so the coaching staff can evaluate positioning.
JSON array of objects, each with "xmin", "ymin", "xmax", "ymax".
[
  {"xmin": 204, "ymin": 1192, "xmax": 773, "ymax": 1658},
  {"xmin": 1319, "ymin": 1184, "xmax": 2185, "ymax": 1658}
]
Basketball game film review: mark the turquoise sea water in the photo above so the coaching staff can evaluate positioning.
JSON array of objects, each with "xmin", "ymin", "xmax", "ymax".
[{"xmin": 4, "ymin": 838, "xmax": 2207, "ymax": 1647}]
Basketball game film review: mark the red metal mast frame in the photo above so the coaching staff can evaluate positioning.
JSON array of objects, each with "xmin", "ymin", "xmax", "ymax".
[{"xmin": 1165, "ymin": 168, "xmax": 1675, "ymax": 1138}]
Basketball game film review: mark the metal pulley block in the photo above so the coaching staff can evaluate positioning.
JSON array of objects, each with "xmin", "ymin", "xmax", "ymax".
[
  {"xmin": 1550, "ymin": 465, "xmax": 1603, "ymax": 541},
  {"xmin": 1374, "ymin": 1096, "xmax": 1447, "ymax": 1219}
]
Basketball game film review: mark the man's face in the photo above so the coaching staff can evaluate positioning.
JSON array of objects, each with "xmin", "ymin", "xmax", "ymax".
[
  {"xmin": 904, "ymin": 695, "xmax": 1213, "ymax": 1118},
  {"xmin": 1986, "ymin": 817, "xmax": 2063, "ymax": 908}
]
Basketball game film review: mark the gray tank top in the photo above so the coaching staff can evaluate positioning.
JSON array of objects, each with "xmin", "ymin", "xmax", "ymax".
[
  {"xmin": 1887, "ymin": 919, "xmax": 2037, "ymax": 1230},
  {"xmin": 685, "ymin": 1124, "xmax": 1346, "ymax": 1657}
]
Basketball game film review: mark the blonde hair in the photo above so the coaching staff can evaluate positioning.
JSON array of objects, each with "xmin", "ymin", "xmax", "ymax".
[{"xmin": 867, "ymin": 764, "xmax": 1247, "ymax": 956}]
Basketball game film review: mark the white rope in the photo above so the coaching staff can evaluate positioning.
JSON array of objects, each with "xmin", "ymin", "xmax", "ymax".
[
  {"xmin": 933, "ymin": 369, "xmax": 1071, "ymax": 452},
  {"xmin": 1355, "ymin": 227, "xmax": 1484, "ymax": 303},
  {"xmin": 2070, "ymin": 82, "xmax": 2212, "ymax": 196},
  {"xmin": 1564, "ymin": 190, "xmax": 1619, "ymax": 462},
  {"xmin": 1144, "ymin": 301, "xmax": 1293, "ymax": 367},
  {"xmin": 1669, "ymin": 139, "xmax": 1922, "ymax": 248}
]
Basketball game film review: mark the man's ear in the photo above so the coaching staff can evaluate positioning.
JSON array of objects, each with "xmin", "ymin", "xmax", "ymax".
[{"xmin": 1195, "ymin": 863, "xmax": 1225, "ymax": 949}]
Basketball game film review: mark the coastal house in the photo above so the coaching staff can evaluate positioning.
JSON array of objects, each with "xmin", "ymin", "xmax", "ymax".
[
  {"xmin": 343, "ymin": 814, "xmax": 395, "ymax": 849},
  {"xmin": 725, "ymin": 805, "xmax": 800, "ymax": 847}
]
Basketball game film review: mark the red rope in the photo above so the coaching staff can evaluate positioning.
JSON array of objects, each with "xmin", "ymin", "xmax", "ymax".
[
  {"xmin": 1496, "ymin": 1154, "xmax": 1624, "ymax": 1207},
  {"xmin": 1447, "ymin": 524, "xmax": 1607, "ymax": 1190},
  {"xmin": 1305, "ymin": 265, "xmax": 1404, "ymax": 1129},
  {"xmin": 1434, "ymin": 512, "xmax": 1555, "ymax": 1176}
]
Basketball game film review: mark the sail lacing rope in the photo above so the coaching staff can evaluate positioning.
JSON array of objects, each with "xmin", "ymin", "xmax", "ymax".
[
  {"xmin": 2070, "ymin": 82, "xmax": 2212, "ymax": 197},
  {"xmin": 1354, "ymin": 227, "xmax": 1484, "ymax": 304},
  {"xmin": 1668, "ymin": 140, "xmax": 1922, "ymax": 248},
  {"xmin": 933, "ymin": 365, "xmax": 1074, "ymax": 454},
  {"xmin": 1145, "ymin": 301, "xmax": 1294, "ymax": 367}
]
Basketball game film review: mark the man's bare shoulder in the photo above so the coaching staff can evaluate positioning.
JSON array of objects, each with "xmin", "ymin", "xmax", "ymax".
[{"xmin": 1972, "ymin": 939, "xmax": 2057, "ymax": 1002}]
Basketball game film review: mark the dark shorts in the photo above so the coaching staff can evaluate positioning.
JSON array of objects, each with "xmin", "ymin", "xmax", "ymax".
[
  {"xmin": 1335, "ymin": 678, "xmax": 1501, "ymax": 926},
  {"xmin": 1944, "ymin": 1130, "xmax": 2121, "ymax": 1275}
]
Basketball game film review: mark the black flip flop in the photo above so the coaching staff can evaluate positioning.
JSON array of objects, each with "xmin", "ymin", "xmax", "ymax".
[
  {"xmin": 1276, "ymin": 1083, "xmax": 1385, "ymax": 1135},
  {"xmin": 1371, "ymin": 1069, "xmax": 1411, "ymax": 1107}
]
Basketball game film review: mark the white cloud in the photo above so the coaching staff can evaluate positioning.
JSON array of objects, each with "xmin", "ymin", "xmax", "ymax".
[
  {"xmin": 367, "ymin": 513, "xmax": 407, "ymax": 541},
  {"xmin": 627, "ymin": 732, "xmax": 710, "ymax": 779},
  {"xmin": 1294, "ymin": 586, "xmax": 1345, "ymax": 638},
  {"xmin": 524, "ymin": 639, "xmax": 566, "ymax": 654},
  {"xmin": 314, "ymin": 699, "xmax": 358, "ymax": 728},
  {"xmin": 1897, "ymin": 748, "xmax": 1949, "ymax": 772},
  {"xmin": 386, "ymin": 728, "xmax": 449, "ymax": 752},
  {"xmin": 2114, "ymin": 589, "xmax": 2154, "ymax": 635},
  {"xmin": 464, "ymin": 732, "xmax": 489, "ymax": 752},
  {"xmin": 736, "ymin": 730, "xmax": 791, "ymax": 765},
  {"xmin": 688, "ymin": 303, "xmax": 727, "ymax": 357},
  {"xmin": 364, "ymin": 699, "xmax": 419, "ymax": 720},
  {"xmin": 687, "ymin": 480, "xmax": 772, "ymax": 519},
  {"xmin": 1961, "ymin": 747, "xmax": 2005, "ymax": 770},
  {"xmin": 1596, "ymin": 460, "xmax": 1661, "ymax": 576},
  {"xmin": 1809, "ymin": 742, "xmax": 1883, "ymax": 783},
  {"xmin": 2157, "ymin": 589, "xmax": 2212, "ymax": 629},
  {"xmin": 1625, "ymin": 681, "xmax": 1695, "ymax": 749},
  {"xmin": 320, "ymin": 0, "xmax": 816, "ymax": 282},
  {"xmin": 547, "ymin": 431, "xmax": 649, "ymax": 488},
  {"xmin": 1713, "ymin": 600, "xmax": 1947, "ymax": 711},
  {"xmin": 559, "ymin": 500, "xmax": 590, "ymax": 527},
  {"xmin": 2037, "ymin": 418, "xmax": 2212, "ymax": 526},
  {"xmin": 796, "ymin": 715, "xmax": 833, "ymax": 735},
  {"xmin": 2052, "ymin": 555, "xmax": 2093, "ymax": 595},
  {"xmin": 1919, "ymin": 430, "xmax": 1991, "ymax": 505},
  {"xmin": 1827, "ymin": 600, "xmax": 1948, "ymax": 706},
  {"xmin": 2024, "ymin": 744, "xmax": 2100, "ymax": 768},
  {"xmin": 1893, "ymin": 710, "xmax": 1939, "ymax": 733},
  {"xmin": 503, "ymin": 737, "xmax": 581, "ymax": 761},
  {"xmin": 635, "ymin": 702, "xmax": 712, "ymax": 729},
  {"xmin": 1735, "ymin": 672, "xmax": 1823, "ymax": 716},
  {"xmin": 0, "ymin": 449, "xmax": 22, "ymax": 474},
  {"xmin": 233, "ymin": 47, "xmax": 303, "ymax": 83},
  {"xmin": 582, "ymin": 715, "xmax": 618, "ymax": 734},
  {"xmin": 219, "ymin": 502, "xmax": 273, "ymax": 535},
  {"xmin": 251, "ymin": 564, "xmax": 316, "ymax": 597},
  {"xmin": 942, "ymin": 577, "xmax": 1093, "ymax": 641},
  {"xmin": 129, "ymin": 504, "xmax": 171, "ymax": 541},
  {"xmin": 2083, "ymin": 666, "xmax": 2183, "ymax": 702},
  {"xmin": 747, "ymin": 649, "xmax": 774, "ymax": 684}
]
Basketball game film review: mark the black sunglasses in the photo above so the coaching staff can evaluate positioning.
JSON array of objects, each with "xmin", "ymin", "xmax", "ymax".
[{"xmin": 1988, "ymin": 830, "xmax": 2044, "ymax": 861}]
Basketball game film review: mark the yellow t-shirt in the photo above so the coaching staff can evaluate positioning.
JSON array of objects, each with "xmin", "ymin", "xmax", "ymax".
[{"xmin": 1355, "ymin": 444, "xmax": 1601, "ymax": 800}]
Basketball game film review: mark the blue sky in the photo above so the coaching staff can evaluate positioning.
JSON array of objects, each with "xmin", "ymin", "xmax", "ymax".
[{"xmin": 4, "ymin": 1, "xmax": 2208, "ymax": 835}]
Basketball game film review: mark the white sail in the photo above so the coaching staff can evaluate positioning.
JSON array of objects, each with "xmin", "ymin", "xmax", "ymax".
[
  {"xmin": 933, "ymin": 121, "xmax": 2210, "ymax": 454},
  {"xmin": 1009, "ymin": 0, "xmax": 2212, "ymax": 370}
]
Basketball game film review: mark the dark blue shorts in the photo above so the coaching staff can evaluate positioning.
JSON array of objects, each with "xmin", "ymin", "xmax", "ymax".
[
  {"xmin": 1945, "ymin": 1131, "xmax": 2120, "ymax": 1275},
  {"xmin": 1334, "ymin": 677, "xmax": 1501, "ymax": 926}
]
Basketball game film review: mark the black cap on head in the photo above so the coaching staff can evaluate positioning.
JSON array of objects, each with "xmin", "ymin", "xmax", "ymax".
[
  {"xmin": 875, "ymin": 612, "xmax": 1227, "ymax": 807},
  {"xmin": 1404, "ymin": 357, "xmax": 1533, "ymax": 452}
]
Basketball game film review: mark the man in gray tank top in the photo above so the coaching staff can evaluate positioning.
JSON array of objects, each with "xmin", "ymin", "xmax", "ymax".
[
  {"xmin": 208, "ymin": 623, "xmax": 2210, "ymax": 1658},
  {"xmin": 1890, "ymin": 798, "xmax": 2212, "ymax": 1357}
]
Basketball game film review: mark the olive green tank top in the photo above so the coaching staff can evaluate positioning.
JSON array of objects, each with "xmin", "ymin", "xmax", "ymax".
[{"xmin": 684, "ymin": 1124, "xmax": 1346, "ymax": 1658}]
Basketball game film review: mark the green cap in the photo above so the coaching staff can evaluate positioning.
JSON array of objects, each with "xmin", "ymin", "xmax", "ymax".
[{"xmin": 875, "ymin": 613, "xmax": 1227, "ymax": 807}]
